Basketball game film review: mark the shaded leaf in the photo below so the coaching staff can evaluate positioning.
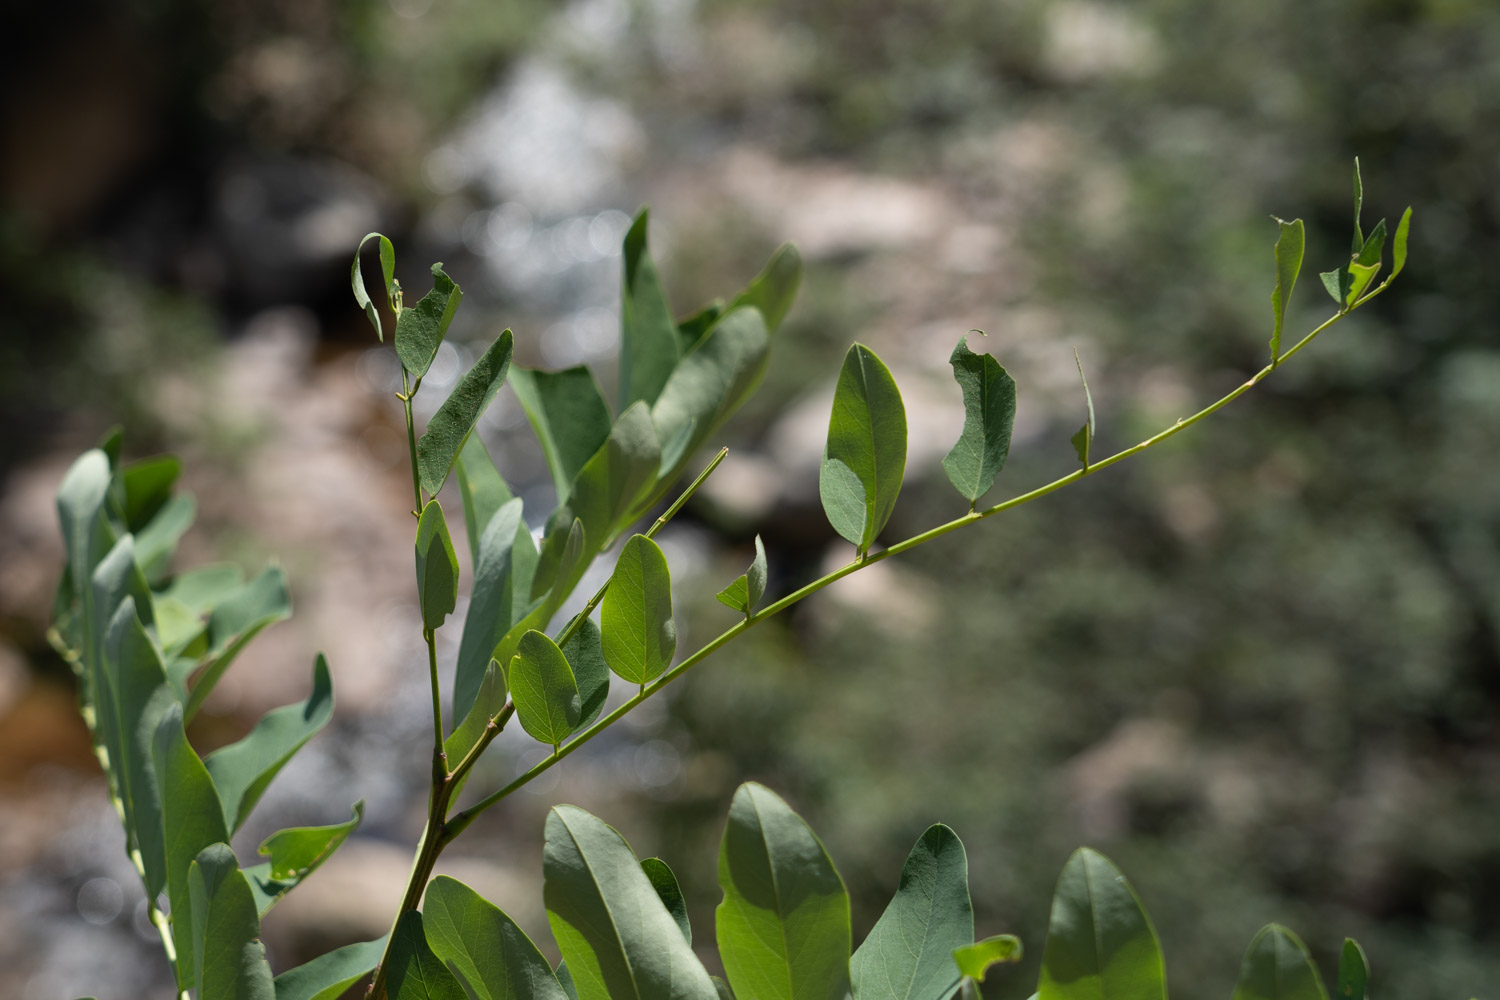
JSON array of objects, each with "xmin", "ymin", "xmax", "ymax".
[
  {"xmin": 941, "ymin": 335, "xmax": 1016, "ymax": 504},
  {"xmin": 567, "ymin": 402, "xmax": 660, "ymax": 554},
  {"xmin": 640, "ymin": 858, "xmax": 690, "ymax": 944},
  {"xmin": 161, "ymin": 564, "xmax": 245, "ymax": 614},
  {"xmin": 952, "ymin": 937, "xmax": 1022, "ymax": 983},
  {"xmin": 509, "ymin": 630, "xmax": 581, "ymax": 746},
  {"xmin": 1350, "ymin": 157, "xmax": 1364, "ymax": 252},
  {"xmin": 559, "ymin": 616, "xmax": 609, "ymax": 728},
  {"xmin": 119, "ymin": 455, "xmax": 181, "ymax": 532},
  {"xmin": 395, "ymin": 263, "xmax": 462, "ymax": 379},
  {"xmin": 1036, "ymin": 848, "xmax": 1165, "ymax": 1000},
  {"xmin": 453, "ymin": 498, "xmax": 525, "ymax": 723},
  {"xmin": 1337, "ymin": 939, "xmax": 1368, "ymax": 1000},
  {"xmin": 725, "ymin": 243, "xmax": 802, "ymax": 335},
  {"xmin": 1390, "ymin": 207, "xmax": 1412, "ymax": 279},
  {"xmin": 1355, "ymin": 217, "xmax": 1387, "ymax": 268},
  {"xmin": 1069, "ymin": 350, "xmax": 1095, "ymax": 469},
  {"xmin": 273, "ymin": 936, "xmax": 386, "ymax": 1000},
  {"xmin": 185, "ymin": 567, "xmax": 292, "ymax": 722},
  {"xmin": 455, "ymin": 435, "xmax": 514, "ymax": 567},
  {"xmin": 1270, "ymin": 218, "xmax": 1305, "ymax": 364},
  {"xmin": 510, "ymin": 366, "xmax": 613, "ymax": 505},
  {"xmin": 188, "ymin": 844, "xmax": 275, "ymax": 1000},
  {"xmin": 386, "ymin": 911, "xmax": 466, "ymax": 1000},
  {"xmin": 601, "ymin": 535, "xmax": 676, "ymax": 686},
  {"xmin": 544, "ymin": 805, "xmax": 718, "ymax": 1000},
  {"xmin": 352, "ymin": 233, "xmax": 396, "ymax": 341},
  {"xmin": 445, "ymin": 659, "xmax": 503, "ymax": 785},
  {"xmin": 417, "ymin": 329, "xmax": 515, "ymax": 497},
  {"xmin": 851, "ymin": 824, "xmax": 974, "ymax": 1000},
  {"xmin": 206, "ymin": 656, "xmax": 334, "ymax": 833},
  {"xmin": 715, "ymin": 535, "xmax": 767, "ymax": 616},
  {"xmin": 1319, "ymin": 267, "xmax": 1352, "ymax": 307},
  {"xmin": 134, "ymin": 494, "xmax": 195, "ymax": 581},
  {"xmin": 820, "ymin": 343, "xmax": 907, "ymax": 554},
  {"xmin": 425, "ymin": 875, "xmax": 569, "ymax": 1000},
  {"xmin": 496, "ymin": 517, "xmax": 584, "ymax": 671},
  {"xmin": 619, "ymin": 208, "xmax": 680, "ymax": 409},
  {"xmin": 1231, "ymin": 925, "xmax": 1328, "ymax": 1000},
  {"xmin": 716, "ymin": 782, "xmax": 851, "ymax": 1000},
  {"xmin": 677, "ymin": 300, "xmax": 724, "ymax": 354},
  {"xmin": 416, "ymin": 500, "xmax": 460, "ymax": 633}
]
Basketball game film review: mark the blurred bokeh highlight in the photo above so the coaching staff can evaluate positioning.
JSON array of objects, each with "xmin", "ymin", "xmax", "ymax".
[{"xmin": 2, "ymin": 0, "xmax": 1498, "ymax": 997}]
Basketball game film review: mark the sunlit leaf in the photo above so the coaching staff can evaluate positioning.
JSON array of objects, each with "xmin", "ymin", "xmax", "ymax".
[
  {"xmin": 386, "ymin": 911, "xmax": 466, "ymax": 1000},
  {"xmin": 272, "ymin": 936, "xmax": 386, "ymax": 1000},
  {"xmin": 1350, "ymin": 157, "xmax": 1364, "ymax": 253},
  {"xmin": 187, "ymin": 844, "xmax": 275, "ymax": 1000},
  {"xmin": 725, "ymin": 243, "xmax": 802, "ymax": 335},
  {"xmin": 820, "ymin": 343, "xmax": 907, "ymax": 555},
  {"xmin": 716, "ymin": 782, "xmax": 851, "ymax": 1000},
  {"xmin": 601, "ymin": 534, "xmax": 676, "ymax": 686},
  {"xmin": 953, "ymin": 936, "xmax": 1022, "ymax": 983},
  {"xmin": 395, "ymin": 263, "xmax": 462, "ymax": 379},
  {"xmin": 415, "ymin": 500, "xmax": 460, "ymax": 632},
  {"xmin": 619, "ymin": 208, "xmax": 680, "ymax": 409},
  {"xmin": 1269, "ymin": 218, "xmax": 1305, "ymax": 365},
  {"xmin": 425, "ymin": 875, "xmax": 569, "ymax": 1000},
  {"xmin": 1231, "ymin": 925, "xmax": 1328, "ymax": 1000},
  {"xmin": 559, "ymin": 616, "xmax": 610, "ymax": 729},
  {"xmin": 1036, "ymin": 848, "xmax": 1165, "ymax": 1000},
  {"xmin": 247, "ymin": 802, "xmax": 363, "ymax": 914},
  {"xmin": 417, "ymin": 329, "xmax": 514, "ymax": 497},
  {"xmin": 351, "ymin": 233, "xmax": 396, "ymax": 341},
  {"xmin": 715, "ymin": 535, "xmax": 767, "ymax": 616},
  {"xmin": 509, "ymin": 630, "xmax": 582, "ymax": 746},
  {"xmin": 511, "ymin": 365, "xmax": 613, "ymax": 505},
  {"xmin": 1390, "ymin": 207, "xmax": 1412, "ymax": 280},
  {"xmin": 942, "ymin": 335, "xmax": 1016, "ymax": 504}
]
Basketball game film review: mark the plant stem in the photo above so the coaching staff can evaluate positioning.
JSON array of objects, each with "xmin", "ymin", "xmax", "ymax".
[
  {"xmin": 426, "ymin": 631, "xmax": 445, "ymax": 772},
  {"xmin": 443, "ymin": 307, "xmax": 1353, "ymax": 834},
  {"xmin": 399, "ymin": 371, "xmax": 422, "ymax": 515}
]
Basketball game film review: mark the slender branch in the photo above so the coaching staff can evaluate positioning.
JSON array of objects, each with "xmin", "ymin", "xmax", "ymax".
[
  {"xmin": 399, "ymin": 371, "xmax": 422, "ymax": 515},
  {"xmin": 443, "ymin": 307, "xmax": 1355, "ymax": 836},
  {"xmin": 425, "ymin": 631, "xmax": 445, "ymax": 773}
]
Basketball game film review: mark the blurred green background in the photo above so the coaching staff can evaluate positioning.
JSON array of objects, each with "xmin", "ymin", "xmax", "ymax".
[{"xmin": 2, "ymin": 0, "xmax": 1497, "ymax": 997}]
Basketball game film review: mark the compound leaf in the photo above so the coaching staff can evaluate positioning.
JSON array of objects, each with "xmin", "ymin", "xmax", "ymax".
[
  {"xmin": 942, "ymin": 335, "xmax": 1016, "ymax": 504},
  {"xmin": 415, "ymin": 500, "xmax": 460, "ymax": 632},
  {"xmin": 395, "ymin": 263, "xmax": 462, "ymax": 379},
  {"xmin": 820, "ymin": 343, "xmax": 907, "ymax": 554},
  {"xmin": 425, "ymin": 875, "xmax": 569, "ymax": 1000},
  {"xmin": 1231, "ymin": 925, "xmax": 1328, "ymax": 1000},
  {"xmin": 1036, "ymin": 848, "xmax": 1165, "ymax": 1000},
  {"xmin": 417, "ymin": 329, "xmax": 515, "ymax": 497},
  {"xmin": 601, "ymin": 535, "xmax": 675, "ymax": 686},
  {"xmin": 716, "ymin": 782, "xmax": 851, "ymax": 1000}
]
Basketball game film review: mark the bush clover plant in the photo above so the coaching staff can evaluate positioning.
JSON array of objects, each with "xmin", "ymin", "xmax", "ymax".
[{"xmin": 50, "ymin": 163, "xmax": 1414, "ymax": 1000}]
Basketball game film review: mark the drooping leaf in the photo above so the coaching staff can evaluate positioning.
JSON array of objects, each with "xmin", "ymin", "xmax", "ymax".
[
  {"xmin": 619, "ymin": 208, "xmax": 680, "ymax": 409},
  {"xmin": 119, "ymin": 454, "xmax": 181, "ymax": 532},
  {"xmin": 153, "ymin": 702, "xmax": 231, "ymax": 991},
  {"xmin": 256, "ymin": 801, "xmax": 363, "ymax": 885},
  {"xmin": 416, "ymin": 500, "xmax": 460, "ymax": 633},
  {"xmin": 509, "ymin": 630, "xmax": 582, "ymax": 746},
  {"xmin": 416, "ymin": 329, "xmax": 515, "ymax": 497},
  {"xmin": 510, "ymin": 366, "xmax": 613, "ymax": 505},
  {"xmin": 424, "ymin": 875, "xmax": 569, "ymax": 1000},
  {"xmin": 1230, "ymin": 925, "xmax": 1329, "ymax": 1000},
  {"xmin": 272, "ymin": 936, "xmax": 387, "ymax": 1000},
  {"xmin": 715, "ymin": 535, "xmax": 767, "ymax": 616},
  {"xmin": 544, "ymin": 804, "xmax": 719, "ymax": 1000},
  {"xmin": 1069, "ymin": 350, "xmax": 1096, "ymax": 469},
  {"xmin": 352, "ymin": 233, "xmax": 396, "ymax": 341},
  {"xmin": 455, "ymin": 435, "xmax": 514, "ymax": 567},
  {"xmin": 1269, "ymin": 218, "xmax": 1305, "ymax": 365},
  {"xmin": 952, "ymin": 937, "xmax": 1022, "ymax": 983},
  {"xmin": 820, "ymin": 343, "xmax": 907, "ymax": 555},
  {"xmin": 725, "ymin": 243, "xmax": 802, "ymax": 335},
  {"xmin": 386, "ymin": 911, "xmax": 466, "ymax": 1000},
  {"xmin": 187, "ymin": 844, "xmax": 276, "ymax": 1000},
  {"xmin": 600, "ymin": 534, "xmax": 676, "ymax": 686},
  {"xmin": 395, "ymin": 263, "xmax": 463, "ymax": 379},
  {"xmin": 1336, "ymin": 939, "xmax": 1368, "ymax": 1000},
  {"xmin": 206, "ymin": 656, "xmax": 334, "ymax": 833},
  {"xmin": 567, "ymin": 402, "xmax": 661, "ymax": 554},
  {"xmin": 941, "ymin": 335, "xmax": 1016, "ymax": 504},
  {"xmin": 851, "ymin": 824, "xmax": 974, "ymax": 1000},
  {"xmin": 559, "ymin": 616, "xmax": 610, "ymax": 728},
  {"xmin": 1036, "ymin": 848, "xmax": 1165, "ymax": 1000},
  {"xmin": 453, "ymin": 497, "xmax": 525, "ymax": 723},
  {"xmin": 640, "ymin": 858, "xmax": 691, "ymax": 944},
  {"xmin": 184, "ymin": 567, "xmax": 292, "ymax": 722},
  {"xmin": 716, "ymin": 782, "xmax": 852, "ymax": 1000}
]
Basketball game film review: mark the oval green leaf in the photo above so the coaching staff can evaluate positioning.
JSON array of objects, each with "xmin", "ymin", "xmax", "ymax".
[
  {"xmin": 272, "ymin": 936, "xmax": 387, "ymax": 1000},
  {"xmin": 416, "ymin": 329, "xmax": 515, "ymax": 497},
  {"xmin": 415, "ymin": 500, "xmax": 460, "ymax": 632},
  {"xmin": 424, "ymin": 875, "xmax": 569, "ymax": 1000},
  {"xmin": 601, "ymin": 534, "xmax": 676, "ymax": 685},
  {"xmin": 716, "ymin": 782, "xmax": 852, "ymax": 1000},
  {"xmin": 1036, "ymin": 848, "xmax": 1165, "ymax": 1000},
  {"xmin": 509, "ymin": 630, "xmax": 582, "ymax": 746},
  {"xmin": 386, "ymin": 911, "xmax": 466, "ymax": 1000},
  {"xmin": 1231, "ymin": 925, "xmax": 1329, "ymax": 1000},
  {"xmin": 395, "ymin": 262, "xmax": 462, "ymax": 379},
  {"xmin": 1337, "ymin": 938, "xmax": 1368, "ymax": 1000},
  {"xmin": 188, "ymin": 843, "xmax": 276, "ymax": 1000},
  {"xmin": 820, "ymin": 343, "xmax": 907, "ymax": 555},
  {"xmin": 559, "ymin": 616, "xmax": 610, "ymax": 729},
  {"xmin": 942, "ymin": 335, "xmax": 1017, "ymax": 504}
]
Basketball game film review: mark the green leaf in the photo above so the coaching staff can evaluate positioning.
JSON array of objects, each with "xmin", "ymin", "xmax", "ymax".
[
  {"xmin": 417, "ymin": 329, "xmax": 515, "ymax": 497},
  {"xmin": 1319, "ymin": 267, "xmax": 1352, "ymax": 307},
  {"xmin": 509, "ymin": 630, "xmax": 581, "ymax": 746},
  {"xmin": 446, "ymin": 659, "xmax": 503, "ymax": 779},
  {"xmin": 544, "ymin": 804, "xmax": 719, "ymax": 1000},
  {"xmin": 1069, "ymin": 350, "xmax": 1096, "ymax": 469},
  {"xmin": 92, "ymin": 535, "xmax": 155, "ymax": 651},
  {"xmin": 1231, "ymin": 925, "xmax": 1329, "ymax": 1000},
  {"xmin": 273, "ymin": 936, "xmax": 387, "ymax": 1000},
  {"xmin": 640, "ymin": 858, "xmax": 691, "ymax": 944},
  {"xmin": 424, "ymin": 875, "xmax": 569, "ymax": 1000},
  {"xmin": 567, "ymin": 402, "xmax": 661, "ymax": 554},
  {"xmin": 1346, "ymin": 262, "xmax": 1381, "ymax": 305},
  {"xmin": 1355, "ymin": 217, "xmax": 1387, "ymax": 268},
  {"xmin": 1350, "ymin": 157, "xmax": 1364, "ymax": 253},
  {"xmin": 188, "ymin": 844, "xmax": 276, "ymax": 1000},
  {"xmin": 715, "ymin": 535, "xmax": 767, "ymax": 616},
  {"xmin": 941, "ymin": 335, "xmax": 1016, "ymax": 504},
  {"xmin": 386, "ymin": 911, "xmax": 467, "ymax": 1000},
  {"xmin": 185, "ymin": 567, "xmax": 292, "ymax": 722},
  {"xmin": 495, "ymin": 517, "xmax": 585, "ymax": 671},
  {"xmin": 716, "ymin": 782, "xmax": 851, "ymax": 1000},
  {"xmin": 161, "ymin": 564, "xmax": 246, "ymax": 613},
  {"xmin": 725, "ymin": 243, "xmax": 802, "ymax": 335},
  {"xmin": 1269, "ymin": 218, "xmax": 1305, "ymax": 364},
  {"xmin": 676, "ymin": 300, "xmax": 724, "ymax": 354},
  {"xmin": 453, "ymin": 497, "xmax": 525, "ymax": 723},
  {"xmin": 712, "ymin": 978, "xmax": 734, "ymax": 1000},
  {"xmin": 58, "ymin": 450, "xmax": 115, "ymax": 613},
  {"xmin": 1036, "ymin": 848, "xmax": 1165, "ymax": 1000},
  {"xmin": 395, "ymin": 263, "xmax": 463, "ymax": 379},
  {"xmin": 153, "ymin": 702, "xmax": 231, "ymax": 991},
  {"xmin": 559, "ymin": 616, "xmax": 610, "ymax": 728},
  {"xmin": 851, "ymin": 824, "xmax": 974, "ymax": 1000},
  {"xmin": 1390, "ymin": 207, "xmax": 1412, "ymax": 279},
  {"xmin": 206, "ymin": 656, "xmax": 334, "ymax": 833},
  {"xmin": 352, "ymin": 233, "xmax": 396, "ymax": 341},
  {"xmin": 557, "ymin": 964, "xmax": 580, "ymax": 1000},
  {"xmin": 257, "ymin": 802, "xmax": 363, "ymax": 883},
  {"xmin": 619, "ymin": 208, "xmax": 680, "ymax": 409},
  {"xmin": 455, "ymin": 435, "xmax": 514, "ymax": 567},
  {"xmin": 134, "ymin": 494, "xmax": 196, "ymax": 581},
  {"xmin": 648, "ymin": 306, "xmax": 771, "ymax": 497},
  {"xmin": 416, "ymin": 500, "xmax": 460, "ymax": 633},
  {"xmin": 952, "ymin": 937, "xmax": 1022, "ymax": 983},
  {"xmin": 119, "ymin": 454, "xmax": 181, "ymax": 532},
  {"xmin": 510, "ymin": 366, "xmax": 613, "ymax": 505},
  {"xmin": 1336, "ymin": 939, "xmax": 1368, "ymax": 1000},
  {"xmin": 820, "ymin": 343, "xmax": 907, "ymax": 555},
  {"xmin": 601, "ymin": 534, "xmax": 676, "ymax": 686}
]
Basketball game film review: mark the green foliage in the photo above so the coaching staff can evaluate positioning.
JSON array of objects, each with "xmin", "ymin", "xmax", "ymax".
[
  {"xmin": 415, "ymin": 499, "xmax": 461, "ymax": 632},
  {"xmin": 1231, "ymin": 926, "xmax": 1328, "ymax": 1000},
  {"xmin": 601, "ymin": 534, "xmax": 676, "ymax": 686},
  {"xmin": 942, "ymin": 334, "xmax": 1017, "ymax": 506},
  {"xmin": 424, "ymin": 876, "xmax": 568, "ymax": 1000},
  {"xmin": 1037, "ymin": 849, "xmax": 1165, "ymax": 1000},
  {"xmin": 509, "ymin": 630, "xmax": 582, "ymax": 746},
  {"xmin": 820, "ymin": 343, "xmax": 908, "ymax": 556},
  {"xmin": 416, "ymin": 330, "xmax": 515, "ymax": 497},
  {"xmin": 715, "ymin": 534, "xmax": 767, "ymax": 616}
]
